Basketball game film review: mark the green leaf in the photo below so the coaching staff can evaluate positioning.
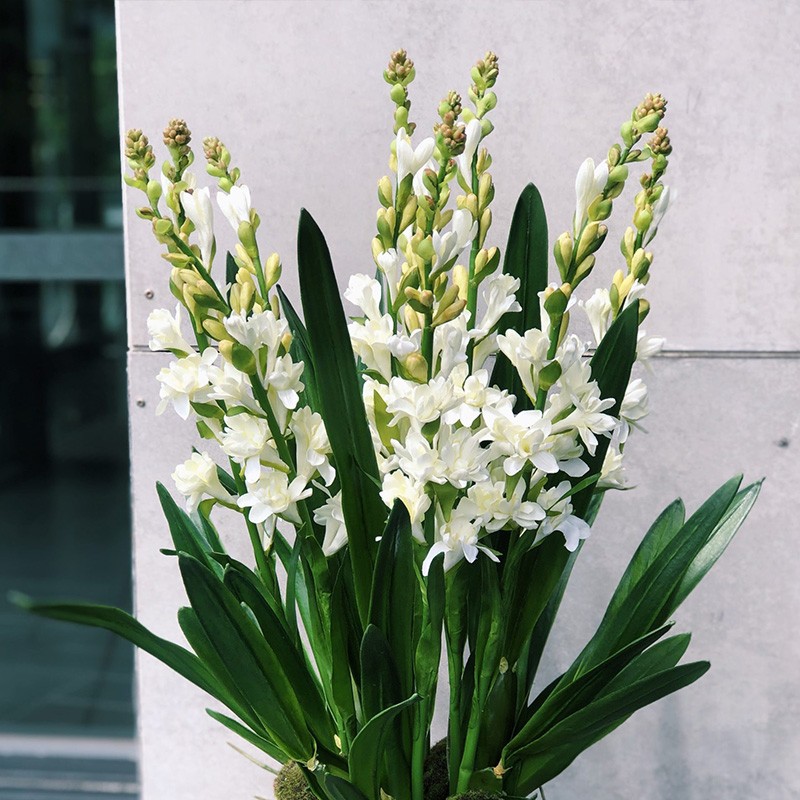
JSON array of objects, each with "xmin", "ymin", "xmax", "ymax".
[
  {"xmin": 206, "ymin": 709, "xmax": 287, "ymax": 764},
  {"xmin": 571, "ymin": 301, "xmax": 640, "ymax": 518},
  {"xmin": 505, "ymin": 661, "xmax": 710, "ymax": 792},
  {"xmin": 13, "ymin": 595, "xmax": 221, "ymax": 699},
  {"xmin": 508, "ymin": 623, "xmax": 674, "ymax": 755},
  {"xmin": 296, "ymin": 209, "xmax": 386, "ymax": 625},
  {"xmin": 605, "ymin": 498, "xmax": 686, "ymax": 619},
  {"xmin": 157, "ymin": 482, "xmax": 222, "ymax": 576},
  {"xmin": 491, "ymin": 183, "xmax": 549, "ymax": 409},
  {"xmin": 666, "ymin": 480, "xmax": 762, "ymax": 611},
  {"xmin": 601, "ymin": 633, "xmax": 692, "ymax": 695},
  {"xmin": 221, "ymin": 562, "xmax": 334, "ymax": 746},
  {"xmin": 225, "ymin": 251, "xmax": 238, "ymax": 289},
  {"xmin": 369, "ymin": 501, "xmax": 416, "ymax": 700},
  {"xmin": 276, "ymin": 283, "xmax": 321, "ymax": 412},
  {"xmin": 349, "ymin": 695, "xmax": 421, "ymax": 800},
  {"xmin": 574, "ymin": 475, "xmax": 742, "ymax": 676},
  {"xmin": 178, "ymin": 554, "xmax": 314, "ymax": 760}
]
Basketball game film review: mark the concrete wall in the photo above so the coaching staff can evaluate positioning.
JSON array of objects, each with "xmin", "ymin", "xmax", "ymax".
[{"xmin": 118, "ymin": 1, "xmax": 799, "ymax": 798}]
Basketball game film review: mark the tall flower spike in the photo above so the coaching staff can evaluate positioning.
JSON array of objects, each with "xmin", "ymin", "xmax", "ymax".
[
  {"xmin": 436, "ymin": 91, "xmax": 467, "ymax": 158},
  {"xmin": 385, "ymin": 49, "xmax": 417, "ymax": 134},
  {"xmin": 163, "ymin": 118, "xmax": 192, "ymax": 154}
]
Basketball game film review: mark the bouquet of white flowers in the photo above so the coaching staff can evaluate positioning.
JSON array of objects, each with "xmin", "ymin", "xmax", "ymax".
[{"xmin": 20, "ymin": 50, "xmax": 760, "ymax": 800}]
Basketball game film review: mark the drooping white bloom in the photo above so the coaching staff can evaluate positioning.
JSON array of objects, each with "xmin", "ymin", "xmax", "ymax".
[
  {"xmin": 384, "ymin": 375, "xmax": 456, "ymax": 428},
  {"xmin": 637, "ymin": 331, "xmax": 666, "ymax": 364},
  {"xmin": 474, "ymin": 273, "xmax": 521, "ymax": 337},
  {"xmin": 238, "ymin": 471, "xmax": 312, "ymax": 525},
  {"xmin": 267, "ymin": 353, "xmax": 304, "ymax": 411},
  {"xmin": 432, "ymin": 209, "xmax": 477, "ymax": 269},
  {"xmin": 645, "ymin": 186, "xmax": 673, "ymax": 244},
  {"xmin": 456, "ymin": 118, "xmax": 483, "ymax": 187},
  {"xmin": 207, "ymin": 360, "xmax": 259, "ymax": 413},
  {"xmin": 436, "ymin": 425, "xmax": 492, "ymax": 489},
  {"xmin": 483, "ymin": 404, "xmax": 558, "ymax": 476},
  {"xmin": 617, "ymin": 377, "xmax": 649, "ymax": 443},
  {"xmin": 574, "ymin": 158, "xmax": 609, "ymax": 235},
  {"xmin": 156, "ymin": 349, "xmax": 218, "ymax": 419},
  {"xmin": 380, "ymin": 470, "xmax": 431, "ymax": 542},
  {"xmin": 391, "ymin": 429, "xmax": 446, "ymax": 485},
  {"xmin": 172, "ymin": 451, "xmax": 229, "ymax": 511},
  {"xmin": 216, "ymin": 185, "xmax": 252, "ymax": 232},
  {"xmin": 349, "ymin": 315, "xmax": 395, "ymax": 381},
  {"xmin": 147, "ymin": 305, "xmax": 194, "ymax": 355},
  {"xmin": 598, "ymin": 443, "xmax": 628, "ymax": 490},
  {"xmin": 291, "ymin": 406, "xmax": 335, "ymax": 485},
  {"xmin": 314, "ymin": 491, "xmax": 348, "ymax": 556},
  {"xmin": 224, "ymin": 309, "xmax": 287, "ymax": 354},
  {"xmin": 345, "ymin": 274, "xmax": 383, "ymax": 321},
  {"xmin": 180, "ymin": 187, "xmax": 215, "ymax": 268},
  {"xmin": 434, "ymin": 316, "xmax": 472, "ymax": 377},
  {"xmin": 376, "ymin": 249, "xmax": 403, "ymax": 300},
  {"xmin": 218, "ymin": 413, "xmax": 276, "ymax": 483},
  {"xmin": 538, "ymin": 481, "xmax": 591, "ymax": 551},
  {"xmin": 396, "ymin": 128, "xmax": 436, "ymax": 182},
  {"xmin": 422, "ymin": 503, "xmax": 498, "ymax": 575},
  {"xmin": 496, "ymin": 328, "xmax": 551, "ymax": 400}
]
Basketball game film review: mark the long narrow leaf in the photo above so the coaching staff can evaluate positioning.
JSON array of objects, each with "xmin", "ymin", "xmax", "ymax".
[
  {"xmin": 491, "ymin": 183, "xmax": 549, "ymax": 409},
  {"xmin": 297, "ymin": 208, "xmax": 386, "ymax": 625}
]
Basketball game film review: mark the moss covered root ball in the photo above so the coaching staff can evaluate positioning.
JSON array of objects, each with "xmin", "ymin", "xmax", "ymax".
[
  {"xmin": 274, "ymin": 762, "xmax": 316, "ymax": 800},
  {"xmin": 423, "ymin": 738, "xmax": 450, "ymax": 800}
]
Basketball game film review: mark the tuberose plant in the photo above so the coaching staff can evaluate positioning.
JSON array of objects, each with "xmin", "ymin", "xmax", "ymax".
[{"xmin": 19, "ymin": 50, "xmax": 760, "ymax": 800}]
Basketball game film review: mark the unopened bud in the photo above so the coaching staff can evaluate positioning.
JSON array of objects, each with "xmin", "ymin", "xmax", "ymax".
[
  {"xmin": 378, "ymin": 175, "xmax": 393, "ymax": 208},
  {"xmin": 238, "ymin": 221, "xmax": 258, "ymax": 257},
  {"xmin": 633, "ymin": 207, "xmax": 653, "ymax": 233},
  {"xmin": 554, "ymin": 232, "xmax": 573, "ymax": 280},
  {"xmin": 403, "ymin": 352, "xmax": 428, "ymax": 383},
  {"xmin": 478, "ymin": 208, "xmax": 492, "ymax": 247},
  {"xmin": 432, "ymin": 298, "xmax": 466, "ymax": 326},
  {"xmin": 264, "ymin": 252, "xmax": 282, "ymax": 289},
  {"xmin": 399, "ymin": 195, "xmax": 418, "ymax": 231},
  {"xmin": 404, "ymin": 304, "xmax": 422, "ymax": 331},
  {"xmin": 146, "ymin": 179, "xmax": 162, "ymax": 206},
  {"xmin": 453, "ymin": 264, "xmax": 469, "ymax": 299},
  {"xmin": 202, "ymin": 319, "xmax": 230, "ymax": 341}
]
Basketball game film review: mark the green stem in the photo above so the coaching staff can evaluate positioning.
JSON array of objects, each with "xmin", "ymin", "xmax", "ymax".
[
  {"xmin": 230, "ymin": 458, "xmax": 271, "ymax": 580},
  {"xmin": 456, "ymin": 698, "xmax": 482, "ymax": 793},
  {"xmin": 411, "ymin": 705, "xmax": 428, "ymax": 800}
]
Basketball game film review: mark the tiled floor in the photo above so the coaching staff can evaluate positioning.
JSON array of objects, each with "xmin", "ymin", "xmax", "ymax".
[{"xmin": 0, "ymin": 463, "xmax": 134, "ymax": 738}]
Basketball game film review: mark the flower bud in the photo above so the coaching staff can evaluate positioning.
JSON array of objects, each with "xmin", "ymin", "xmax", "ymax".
[
  {"xmin": 265, "ymin": 252, "xmax": 282, "ymax": 289},
  {"xmin": 399, "ymin": 195, "xmax": 418, "ymax": 231},
  {"xmin": 633, "ymin": 207, "xmax": 653, "ymax": 233},
  {"xmin": 378, "ymin": 175, "xmax": 393, "ymax": 208},
  {"xmin": 543, "ymin": 285, "xmax": 569, "ymax": 318},
  {"xmin": 573, "ymin": 255, "xmax": 596, "ymax": 283},
  {"xmin": 416, "ymin": 236, "xmax": 435, "ymax": 263},
  {"xmin": 403, "ymin": 352, "xmax": 428, "ymax": 383},
  {"xmin": 389, "ymin": 83, "xmax": 406, "ymax": 105},
  {"xmin": 146, "ymin": 179, "xmax": 162, "ymax": 206},
  {"xmin": 478, "ymin": 209, "xmax": 492, "ymax": 247},
  {"xmin": 608, "ymin": 165, "xmax": 628, "ymax": 185},
  {"xmin": 554, "ymin": 232, "xmax": 573, "ymax": 281},
  {"xmin": 404, "ymin": 304, "xmax": 422, "ymax": 331},
  {"xmin": 478, "ymin": 173, "xmax": 494, "ymax": 211},
  {"xmin": 238, "ymin": 221, "xmax": 258, "ymax": 258},
  {"xmin": 432, "ymin": 298, "xmax": 466, "ymax": 327},
  {"xmin": 607, "ymin": 144, "xmax": 622, "ymax": 167},
  {"xmin": 635, "ymin": 112, "xmax": 661, "ymax": 134},
  {"xmin": 202, "ymin": 319, "xmax": 230, "ymax": 341},
  {"xmin": 136, "ymin": 206, "xmax": 156, "ymax": 220},
  {"xmin": 453, "ymin": 264, "xmax": 469, "ymax": 299},
  {"xmin": 587, "ymin": 197, "xmax": 613, "ymax": 221}
]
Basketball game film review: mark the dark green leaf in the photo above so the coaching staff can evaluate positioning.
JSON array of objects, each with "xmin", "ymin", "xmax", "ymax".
[
  {"xmin": 14, "ymin": 595, "xmax": 220, "ymax": 700},
  {"xmin": 349, "ymin": 694, "xmax": 421, "ymax": 800},
  {"xmin": 276, "ymin": 283, "xmax": 321, "ymax": 412},
  {"xmin": 206, "ymin": 709, "xmax": 287, "ymax": 763},
  {"xmin": 297, "ymin": 209, "xmax": 386, "ymax": 625},
  {"xmin": 491, "ymin": 183, "xmax": 549, "ymax": 409}
]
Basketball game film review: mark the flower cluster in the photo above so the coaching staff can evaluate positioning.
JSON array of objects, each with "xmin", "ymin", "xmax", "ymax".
[{"xmin": 133, "ymin": 74, "xmax": 672, "ymax": 579}]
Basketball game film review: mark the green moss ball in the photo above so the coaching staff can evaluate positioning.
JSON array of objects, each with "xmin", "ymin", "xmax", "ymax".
[{"xmin": 274, "ymin": 762, "xmax": 316, "ymax": 800}]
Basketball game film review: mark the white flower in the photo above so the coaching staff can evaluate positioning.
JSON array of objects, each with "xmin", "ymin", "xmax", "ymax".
[
  {"xmin": 207, "ymin": 360, "xmax": 259, "ymax": 412},
  {"xmin": 180, "ymin": 187, "xmax": 215, "ymax": 268},
  {"xmin": 617, "ymin": 377, "xmax": 649, "ymax": 443},
  {"xmin": 496, "ymin": 328, "xmax": 550, "ymax": 401},
  {"xmin": 376, "ymin": 249, "xmax": 402, "ymax": 300},
  {"xmin": 380, "ymin": 471, "xmax": 431, "ymax": 542},
  {"xmin": 314, "ymin": 492, "xmax": 348, "ymax": 556},
  {"xmin": 598, "ymin": 443, "xmax": 628, "ymax": 490},
  {"xmin": 396, "ymin": 128, "xmax": 436, "ymax": 183},
  {"xmin": 238, "ymin": 471, "xmax": 311, "ymax": 525},
  {"xmin": 436, "ymin": 426, "xmax": 491, "ymax": 489},
  {"xmin": 267, "ymin": 354, "xmax": 304, "ymax": 410},
  {"xmin": 574, "ymin": 157, "xmax": 608, "ymax": 235},
  {"xmin": 156, "ymin": 349, "xmax": 218, "ymax": 419},
  {"xmin": 223, "ymin": 310, "xmax": 287, "ymax": 354},
  {"xmin": 291, "ymin": 407, "xmax": 334, "ymax": 485},
  {"xmin": 392, "ymin": 429, "xmax": 446, "ymax": 485},
  {"xmin": 442, "ymin": 366, "xmax": 505, "ymax": 427},
  {"xmin": 483, "ymin": 405, "xmax": 557, "ymax": 476},
  {"xmin": 456, "ymin": 119, "xmax": 483, "ymax": 187},
  {"xmin": 147, "ymin": 305, "xmax": 194, "ymax": 355},
  {"xmin": 385, "ymin": 376, "xmax": 456, "ymax": 428},
  {"xmin": 349, "ymin": 315, "xmax": 394, "ymax": 382},
  {"xmin": 432, "ymin": 209, "xmax": 477, "ymax": 269},
  {"xmin": 433, "ymin": 316, "xmax": 472, "ymax": 378},
  {"xmin": 637, "ymin": 331, "xmax": 665, "ymax": 364},
  {"xmin": 217, "ymin": 185, "xmax": 252, "ymax": 232},
  {"xmin": 538, "ymin": 481, "xmax": 591, "ymax": 551},
  {"xmin": 474, "ymin": 273, "xmax": 521, "ymax": 337},
  {"xmin": 219, "ymin": 413, "xmax": 276, "ymax": 483},
  {"xmin": 172, "ymin": 451, "xmax": 229, "ymax": 511},
  {"xmin": 345, "ymin": 273, "xmax": 383, "ymax": 321},
  {"xmin": 645, "ymin": 186, "xmax": 673, "ymax": 244},
  {"xmin": 160, "ymin": 171, "xmax": 196, "ymax": 224},
  {"xmin": 582, "ymin": 288, "xmax": 613, "ymax": 346},
  {"xmin": 422, "ymin": 503, "xmax": 498, "ymax": 575}
]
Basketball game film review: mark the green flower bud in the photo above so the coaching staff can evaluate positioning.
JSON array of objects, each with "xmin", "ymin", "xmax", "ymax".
[
  {"xmin": 389, "ymin": 83, "xmax": 407, "ymax": 105},
  {"xmin": 553, "ymin": 232, "xmax": 573, "ymax": 281},
  {"xmin": 265, "ymin": 252, "xmax": 282, "ymax": 289},
  {"xmin": 648, "ymin": 127, "xmax": 672, "ymax": 156},
  {"xmin": 238, "ymin": 221, "xmax": 258, "ymax": 258},
  {"xmin": 378, "ymin": 175, "xmax": 393, "ymax": 208},
  {"xmin": 136, "ymin": 206, "xmax": 156, "ymax": 220},
  {"xmin": 543, "ymin": 285, "xmax": 569, "ymax": 318},
  {"xmin": 432, "ymin": 298, "xmax": 466, "ymax": 326},
  {"xmin": 153, "ymin": 218, "xmax": 173, "ymax": 238},
  {"xmin": 635, "ymin": 112, "xmax": 661, "ymax": 134},
  {"xmin": 633, "ymin": 207, "xmax": 653, "ymax": 233}
]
